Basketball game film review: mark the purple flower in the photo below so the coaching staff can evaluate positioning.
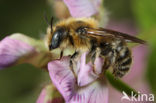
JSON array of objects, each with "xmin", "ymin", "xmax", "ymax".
[
  {"xmin": 48, "ymin": 53, "xmax": 108, "ymax": 103},
  {"xmin": 0, "ymin": 33, "xmax": 53, "ymax": 69},
  {"xmin": 0, "ymin": 37, "xmax": 34, "ymax": 68},
  {"xmin": 0, "ymin": 33, "xmax": 36, "ymax": 69}
]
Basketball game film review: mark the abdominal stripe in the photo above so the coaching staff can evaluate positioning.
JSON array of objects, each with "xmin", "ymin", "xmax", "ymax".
[
  {"xmin": 117, "ymin": 47, "xmax": 129, "ymax": 62},
  {"xmin": 116, "ymin": 47, "xmax": 131, "ymax": 72},
  {"xmin": 121, "ymin": 57, "xmax": 132, "ymax": 66},
  {"xmin": 118, "ymin": 66, "xmax": 130, "ymax": 71}
]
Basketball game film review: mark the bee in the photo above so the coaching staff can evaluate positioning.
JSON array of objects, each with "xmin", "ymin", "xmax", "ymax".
[{"xmin": 46, "ymin": 17, "xmax": 145, "ymax": 78}]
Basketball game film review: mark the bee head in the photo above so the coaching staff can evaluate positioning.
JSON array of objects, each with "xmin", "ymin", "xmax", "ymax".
[{"xmin": 49, "ymin": 27, "xmax": 67, "ymax": 50}]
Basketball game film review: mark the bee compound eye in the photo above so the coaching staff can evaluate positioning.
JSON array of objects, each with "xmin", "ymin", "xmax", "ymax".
[
  {"xmin": 49, "ymin": 34, "xmax": 60, "ymax": 50},
  {"xmin": 51, "ymin": 33, "xmax": 60, "ymax": 49},
  {"xmin": 49, "ymin": 28, "xmax": 65, "ymax": 50}
]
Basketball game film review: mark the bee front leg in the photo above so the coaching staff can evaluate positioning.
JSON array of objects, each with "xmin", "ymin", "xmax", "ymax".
[
  {"xmin": 59, "ymin": 50, "xmax": 63, "ymax": 59},
  {"xmin": 70, "ymin": 51, "xmax": 79, "ymax": 83}
]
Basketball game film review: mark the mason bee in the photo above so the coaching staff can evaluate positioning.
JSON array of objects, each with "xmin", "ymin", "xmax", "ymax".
[{"xmin": 46, "ymin": 17, "xmax": 145, "ymax": 78}]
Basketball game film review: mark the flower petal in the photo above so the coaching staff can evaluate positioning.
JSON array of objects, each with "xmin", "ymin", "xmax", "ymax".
[
  {"xmin": 48, "ymin": 57, "xmax": 75, "ymax": 101},
  {"xmin": 48, "ymin": 56, "xmax": 108, "ymax": 103},
  {"xmin": 36, "ymin": 84, "xmax": 64, "ymax": 103},
  {"xmin": 0, "ymin": 33, "xmax": 52, "ymax": 69},
  {"xmin": 63, "ymin": 0, "xmax": 98, "ymax": 17},
  {"xmin": 0, "ymin": 35, "xmax": 36, "ymax": 69},
  {"xmin": 77, "ymin": 52, "xmax": 104, "ymax": 86}
]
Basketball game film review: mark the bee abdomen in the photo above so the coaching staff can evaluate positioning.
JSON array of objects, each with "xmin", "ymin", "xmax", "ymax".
[
  {"xmin": 114, "ymin": 46, "xmax": 132, "ymax": 77},
  {"xmin": 117, "ymin": 46, "xmax": 130, "ymax": 61},
  {"xmin": 118, "ymin": 46, "xmax": 131, "ymax": 64},
  {"xmin": 118, "ymin": 65, "xmax": 130, "ymax": 71},
  {"xmin": 121, "ymin": 57, "xmax": 132, "ymax": 66}
]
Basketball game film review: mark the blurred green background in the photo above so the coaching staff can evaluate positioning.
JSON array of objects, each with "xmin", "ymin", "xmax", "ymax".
[
  {"xmin": 0, "ymin": 0, "xmax": 156, "ymax": 103},
  {"xmin": 0, "ymin": 0, "xmax": 52, "ymax": 103}
]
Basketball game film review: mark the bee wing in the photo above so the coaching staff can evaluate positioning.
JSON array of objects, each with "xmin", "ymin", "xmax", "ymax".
[{"xmin": 86, "ymin": 27, "xmax": 146, "ymax": 44}]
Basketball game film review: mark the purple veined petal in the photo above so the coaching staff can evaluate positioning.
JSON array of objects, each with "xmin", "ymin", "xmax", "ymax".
[
  {"xmin": 48, "ymin": 57, "xmax": 75, "ymax": 101},
  {"xmin": 94, "ymin": 56, "xmax": 104, "ymax": 74},
  {"xmin": 77, "ymin": 52, "xmax": 104, "ymax": 87},
  {"xmin": 0, "ymin": 33, "xmax": 54, "ymax": 69},
  {"xmin": 77, "ymin": 52, "xmax": 97, "ymax": 87},
  {"xmin": 69, "ymin": 80, "xmax": 108, "ymax": 103},
  {"xmin": 36, "ymin": 84, "xmax": 64, "ymax": 103},
  {"xmin": 48, "ymin": 56, "xmax": 108, "ymax": 103},
  {"xmin": 63, "ymin": 0, "xmax": 98, "ymax": 17},
  {"xmin": 0, "ymin": 35, "xmax": 36, "ymax": 69}
]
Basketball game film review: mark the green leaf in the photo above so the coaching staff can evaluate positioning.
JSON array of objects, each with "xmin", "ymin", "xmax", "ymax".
[{"xmin": 105, "ymin": 71, "xmax": 138, "ymax": 97}]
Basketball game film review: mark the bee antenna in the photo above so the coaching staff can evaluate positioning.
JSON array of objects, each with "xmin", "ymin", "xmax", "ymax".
[
  {"xmin": 50, "ymin": 16, "xmax": 54, "ymax": 33},
  {"xmin": 44, "ymin": 13, "xmax": 50, "ymax": 25}
]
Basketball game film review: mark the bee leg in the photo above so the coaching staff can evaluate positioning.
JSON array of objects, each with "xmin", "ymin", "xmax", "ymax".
[
  {"xmin": 91, "ymin": 48, "xmax": 101, "ymax": 75},
  {"xmin": 86, "ymin": 49, "xmax": 99, "ymax": 75},
  {"xmin": 86, "ymin": 52, "xmax": 95, "ymax": 64},
  {"xmin": 70, "ymin": 51, "xmax": 79, "ymax": 83},
  {"xmin": 94, "ymin": 47, "xmax": 111, "ymax": 77},
  {"xmin": 59, "ymin": 50, "xmax": 63, "ymax": 59},
  {"xmin": 71, "ymin": 51, "xmax": 79, "ymax": 59},
  {"xmin": 86, "ymin": 45, "xmax": 96, "ymax": 64},
  {"xmin": 70, "ymin": 60, "xmax": 77, "ymax": 80},
  {"xmin": 91, "ymin": 53, "xmax": 97, "ymax": 74}
]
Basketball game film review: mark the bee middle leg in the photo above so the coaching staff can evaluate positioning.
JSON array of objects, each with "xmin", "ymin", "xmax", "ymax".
[
  {"xmin": 70, "ymin": 51, "xmax": 79, "ymax": 82},
  {"xmin": 86, "ymin": 47, "xmax": 103, "ymax": 75}
]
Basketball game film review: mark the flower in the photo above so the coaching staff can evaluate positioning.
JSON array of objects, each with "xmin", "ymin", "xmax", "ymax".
[
  {"xmin": 48, "ymin": 53, "xmax": 108, "ymax": 103},
  {"xmin": 0, "ymin": 35, "xmax": 35, "ymax": 69},
  {"xmin": 0, "ymin": 33, "xmax": 53, "ymax": 69}
]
